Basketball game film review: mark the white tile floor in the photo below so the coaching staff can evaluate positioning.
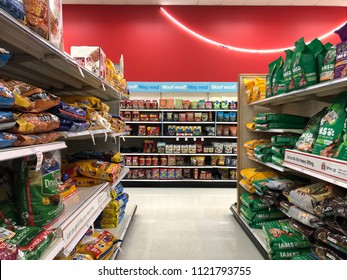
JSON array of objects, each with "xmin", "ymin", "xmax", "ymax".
[{"xmin": 117, "ymin": 188, "xmax": 264, "ymax": 260}]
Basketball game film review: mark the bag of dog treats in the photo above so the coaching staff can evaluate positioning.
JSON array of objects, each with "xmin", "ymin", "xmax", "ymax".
[
  {"xmin": 320, "ymin": 44, "xmax": 336, "ymax": 82},
  {"xmin": 13, "ymin": 151, "xmax": 64, "ymax": 227},
  {"xmin": 296, "ymin": 108, "xmax": 327, "ymax": 152},
  {"xmin": 314, "ymin": 227, "xmax": 347, "ymax": 255},
  {"xmin": 263, "ymin": 219, "xmax": 311, "ymax": 252},
  {"xmin": 272, "ymin": 56, "xmax": 286, "ymax": 96},
  {"xmin": 312, "ymin": 92, "xmax": 347, "ymax": 157},
  {"xmin": 283, "ymin": 49, "xmax": 295, "ymax": 91},
  {"xmin": 292, "ymin": 37, "xmax": 318, "ymax": 89}
]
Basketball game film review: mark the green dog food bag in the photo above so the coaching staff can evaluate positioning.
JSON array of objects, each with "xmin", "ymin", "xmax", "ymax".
[
  {"xmin": 266, "ymin": 59, "xmax": 279, "ymax": 98},
  {"xmin": 263, "ymin": 220, "xmax": 311, "ymax": 252},
  {"xmin": 254, "ymin": 142, "xmax": 272, "ymax": 154},
  {"xmin": 292, "ymin": 37, "xmax": 318, "ymax": 89},
  {"xmin": 283, "ymin": 49, "xmax": 295, "ymax": 91},
  {"xmin": 272, "ymin": 56, "xmax": 286, "ymax": 96},
  {"xmin": 241, "ymin": 204, "xmax": 285, "ymax": 223},
  {"xmin": 269, "ymin": 248, "xmax": 312, "ymax": 260},
  {"xmin": 271, "ymin": 155, "xmax": 284, "ymax": 166},
  {"xmin": 6, "ymin": 226, "xmax": 55, "ymax": 260},
  {"xmin": 254, "ymin": 113, "xmax": 308, "ymax": 125},
  {"xmin": 307, "ymin": 38, "xmax": 326, "ymax": 79},
  {"xmin": 296, "ymin": 107, "xmax": 328, "ymax": 153},
  {"xmin": 271, "ymin": 146, "xmax": 286, "ymax": 157},
  {"xmin": 333, "ymin": 118, "xmax": 347, "ymax": 160},
  {"xmin": 0, "ymin": 201, "xmax": 19, "ymax": 230},
  {"xmin": 291, "ymin": 253, "xmax": 319, "ymax": 260},
  {"xmin": 320, "ymin": 45, "xmax": 337, "ymax": 82},
  {"xmin": 312, "ymin": 92, "xmax": 347, "ymax": 157},
  {"xmin": 254, "ymin": 153, "xmax": 272, "ymax": 163},
  {"xmin": 13, "ymin": 151, "xmax": 64, "ymax": 227},
  {"xmin": 271, "ymin": 135, "xmax": 299, "ymax": 147},
  {"xmin": 240, "ymin": 193, "xmax": 268, "ymax": 212}
]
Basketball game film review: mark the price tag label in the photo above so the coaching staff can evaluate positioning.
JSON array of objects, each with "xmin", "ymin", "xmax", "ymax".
[{"xmin": 35, "ymin": 151, "xmax": 43, "ymax": 171}]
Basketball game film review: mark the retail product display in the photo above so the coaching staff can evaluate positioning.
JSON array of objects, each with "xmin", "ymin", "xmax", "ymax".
[{"xmin": 0, "ymin": 12, "xmax": 133, "ymax": 260}]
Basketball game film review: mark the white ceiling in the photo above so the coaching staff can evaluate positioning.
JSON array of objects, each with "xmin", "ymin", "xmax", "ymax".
[{"xmin": 62, "ymin": 0, "xmax": 347, "ymax": 6}]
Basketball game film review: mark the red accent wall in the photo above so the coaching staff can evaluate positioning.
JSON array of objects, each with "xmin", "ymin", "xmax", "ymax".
[{"xmin": 62, "ymin": 5, "xmax": 347, "ymax": 82}]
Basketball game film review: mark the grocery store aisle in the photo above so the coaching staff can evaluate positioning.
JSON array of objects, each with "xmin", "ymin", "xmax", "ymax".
[{"xmin": 117, "ymin": 188, "xmax": 263, "ymax": 260}]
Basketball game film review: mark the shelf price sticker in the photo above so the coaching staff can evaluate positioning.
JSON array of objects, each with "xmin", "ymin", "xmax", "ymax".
[{"xmin": 284, "ymin": 150, "xmax": 347, "ymax": 184}]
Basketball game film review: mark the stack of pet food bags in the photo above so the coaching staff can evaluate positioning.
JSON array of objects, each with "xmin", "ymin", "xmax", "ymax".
[
  {"xmin": 239, "ymin": 168, "xmax": 287, "ymax": 229},
  {"xmin": 297, "ymin": 92, "xmax": 347, "ymax": 161},
  {"xmin": 95, "ymin": 183, "xmax": 129, "ymax": 229},
  {"xmin": 65, "ymin": 151, "xmax": 125, "ymax": 188},
  {"xmin": 0, "ymin": 151, "xmax": 65, "ymax": 260},
  {"xmin": 252, "ymin": 113, "xmax": 309, "ymax": 131},
  {"xmin": 55, "ymin": 227, "xmax": 120, "ymax": 260},
  {"xmin": 270, "ymin": 135, "xmax": 299, "ymax": 167},
  {"xmin": 245, "ymin": 77, "xmax": 266, "ymax": 104},
  {"xmin": 0, "ymin": 77, "xmax": 63, "ymax": 148},
  {"xmin": 246, "ymin": 139, "xmax": 272, "ymax": 164},
  {"xmin": 280, "ymin": 183, "xmax": 347, "ymax": 260}
]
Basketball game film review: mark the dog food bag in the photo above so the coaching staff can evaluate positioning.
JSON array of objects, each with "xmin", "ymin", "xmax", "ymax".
[
  {"xmin": 292, "ymin": 37, "xmax": 318, "ymax": 89},
  {"xmin": 289, "ymin": 218, "xmax": 315, "ymax": 240},
  {"xmin": 272, "ymin": 56, "xmax": 286, "ymax": 96},
  {"xmin": 49, "ymin": 101, "xmax": 86, "ymax": 121},
  {"xmin": 240, "ymin": 212, "xmax": 269, "ymax": 229},
  {"xmin": 254, "ymin": 113, "xmax": 308, "ymax": 125},
  {"xmin": 307, "ymin": 38, "xmax": 325, "ymax": 78},
  {"xmin": 256, "ymin": 122, "xmax": 306, "ymax": 130},
  {"xmin": 0, "ymin": 84, "xmax": 15, "ymax": 109},
  {"xmin": 239, "ymin": 179, "xmax": 255, "ymax": 194},
  {"xmin": 0, "ymin": 132, "xmax": 17, "ymax": 148},
  {"xmin": 334, "ymin": 41, "xmax": 347, "ymax": 79},
  {"xmin": 244, "ymin": 139, "xmax": 270, "ymax": 150},
  {"xmin": 0, "ymin": 0, "xmax": 25, "ymax": 21},
  {"xmin": 266, "ymin": 59, "xmax": 280, "ymax": 98},
  {"xmin": 76, "ymin": 160, "xmax": 122, "ymax": 182},
  {"xmin": 288, "ymin": 205, "xmax": 322, "ymax": 228},
  {"xmin": 313, "ymin": 196, "xmax": 347, "ymax": 219},
  {"xmin": 271, "ymin": 155, "xmax": 284, "ymax": 166},
  {"xmin": 312, "ymin": 92, "xmax": 347, "ymax": 156},
  {"xmin": 0, "ymin": 171, "xmax": 13, "ymax": 204},
  {"xmin": 283, "ymin": 49, "xmax": 295, "ymax": 91},
  {"xmin": 72, "ymin": 176, "xmax": 107, "ymax": 187},
  {"xmin": 312, "ymin": 243, "xmax": 346, "ymax": 260},
  {"xmin": 241, "ymin": 205, "xmax": 286, "ymax": 224},
  {"xmin": 13, "ymin": 151, "xmax": 64, "ymax": 227},
  {"xmin": 314, "ymin": 227, "xmax": 347, "ymax": 255},
  {"xmin": 288, "ymin": 183, "xmax": 342, "ymax": 214},
  {"xmin": 240, "ymin": 193, "xmax": 268, "ymax": 211},
  {"xmin": 0, "ymin": 48, "xmax": 10, "ymax": 68},
  {"xmin": 0, "ymin": 111, "xmax": 15, "ymax": 131},
  {"xmin": 263, "ymin": 219, "xmax": 311, "ymax": 252},
  {"xmin": 296, "ymin": 107, "xmax": 327, "ymax": 152},
  {"xmin": 14, "ymin": 132, "xmax": 60, "ymax": 147},
  {"xmin": 9, "ymin": 112, "xmax": 60, "ymax": 134},
  {"xmin": 241, "ymin": 168, "xmax": 278, "ymax": 185},
  {"xmin": 291, "ymin": 253, "xmax": 319, "ymax": 260},
  {"xmin": 333, "ymin": 118, "xmax": 347, "ymax": 160},
  {"xmin": 320, "ymin": 45, "xmax": 337, "ymax": 82},
  {"xmin": 0, "ymin": 201, "xmax": 19, "ymax": 230},
  {"xmin": 269, "ymin": 248, "xmax": 312, "ymax": 260},
  {"xmin": 271, "ymin": 135, "xmax": 299, "ymax": 147},
  {"xmin": 254, "ymin": 142, "xmax": 272, "ymax": 155},
  {"xmin": 254, "ymin": 153, "xmax": 272, "ymax": 163},
  {"xmin": 55, "ymin": 118, "xmax": 90, "ymax": 132},
  {"xmin": 22, "ymin": 0, "xmax": 49, "ymax": 39},
  {"xmin": 271, "ymin": 146, "xmax": 286, "ymax": 158}
]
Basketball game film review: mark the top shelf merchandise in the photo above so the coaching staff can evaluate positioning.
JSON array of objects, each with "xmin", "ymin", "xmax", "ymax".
[
  {"xmin": 0, "ymin": 6, "xmax": 133, "ymax": 260},
  {"xmin": 0, "ymin": 9, "xmax": 128, "ymax": 101}
]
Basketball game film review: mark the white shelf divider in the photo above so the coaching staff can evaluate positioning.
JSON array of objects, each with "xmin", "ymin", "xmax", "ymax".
[{"xmin": 0, "ymin": 142, "xmax": 67, "ymax": 162}]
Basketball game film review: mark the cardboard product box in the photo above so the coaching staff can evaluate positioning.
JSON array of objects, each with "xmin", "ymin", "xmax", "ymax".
[
  {"xmin": 49, "ymin": 0, "xmax": 64, "ymax": 50},
  {"xmin": 70, "ymin": 46, "xmax": 106, "ymax": 80}
]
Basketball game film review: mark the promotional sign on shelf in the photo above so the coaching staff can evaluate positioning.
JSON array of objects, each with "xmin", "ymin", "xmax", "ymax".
[{"xmin": 127, "ymin": 82, "xmax": 238, "ymax": 93}]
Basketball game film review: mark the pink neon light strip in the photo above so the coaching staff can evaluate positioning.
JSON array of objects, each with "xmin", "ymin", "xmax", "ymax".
[{"xmin": 160, "ymin": 7, "xmax": 346, "ymax": 54}]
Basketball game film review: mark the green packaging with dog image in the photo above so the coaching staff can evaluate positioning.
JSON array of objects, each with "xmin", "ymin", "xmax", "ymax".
[
  {"xmin": 292, "ymin": 37, "xmax": 318, "ymax": 89},
  {"xmin": 320, "ymin": 45, "xmax": 336, "ymax": 82},
  {"xmin": 272, "ymin": 56, "xmax": 286, "ymax": 96},
  {"xmin": 312, "ymin": 92, "xmax": 347, "ymax": 157},
  {"xmin": 266, "ymin": 59, "xmax": 280, "ymax": 98},
  {"xmin": 283, "ymin": 49, "xmax": 294, "ymax": 91},
  {"xmin": 13, "ymin": 151, "xmax": 64, "ymax": 227}
]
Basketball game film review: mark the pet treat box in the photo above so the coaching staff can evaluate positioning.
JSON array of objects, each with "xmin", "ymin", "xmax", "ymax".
[{"xmin": 70, "ymin": 46, "xmax": 106, "ymax": 80}]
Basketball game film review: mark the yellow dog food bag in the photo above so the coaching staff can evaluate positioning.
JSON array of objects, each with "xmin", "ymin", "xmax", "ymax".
[{"xmin": 240, "ymin": 168, "xmax": 278, "ymax": 185}]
